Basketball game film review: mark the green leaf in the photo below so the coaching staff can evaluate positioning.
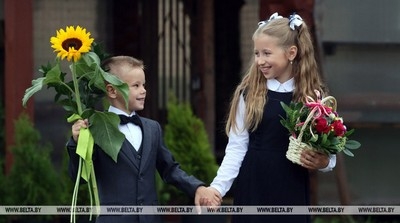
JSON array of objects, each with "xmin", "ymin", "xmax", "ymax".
[
  {"xmin": 89, "ymin": 68, "xmax": 107, "ymax": 92},
  {"xmin": 22, "ymin": 77, "xmax": 46, "ymax": 107},
  {"xmin": 83, "ymin": 51, "xmax": 101, "ymax": 66},
  {"xmin": 22, "ymin": 63, "xmax": 67, "ymax": 107},
  {"xmin": 344, "ymin": 128, "xmax": 355, "ymax": 137},
  {"xmin": 89, "ymin": 111, "xmax": 125, "ymax": 162},
  {"xmin": 343, "ymin": 148, "xmax": 354, "ymax": 157},
  {"xmin": 294, "ymin": 102, "xmax": 304, "ymax": 111},
  {"xmin": 321, "ymin": 134, "xmax": 328, "ymax": 146},
  {"xmin": 102, "ymin": 71, "xmax": 129, "ymax": 109},
  {"xmin": 81, "ymin": 109, "xmax": 95, "ymax": 120},
  {"xmin": 67, "ymin": 113, "xmax": 83, "ymax": 123},
  {"xmin": 328, "ymin": 144, "xmax": 339, "ymax": 151},
  {"xmin": 280, "ymin": 101, "xmax": 292, "ymax": 114},
  {"xmin": 44, "ymin": 63, "xmax": 64, "ymax": 84},
  {"xmin": 74, "ymin": 53, "xmax": 98, "ymax": 77},
  {"xmin": 58, "ymin": 98, "xmax": 76, "ymax": 113},
  {"xmin": 345, "ymin": 140, "xmax": 361, "ymax": 150},
  {"xmin": 330, "ymin": 137, "xmax": 340, "ymax": 145},
  {"xmin": 73, "ymin": 52, "xmax": 101, "ymax": 78}
]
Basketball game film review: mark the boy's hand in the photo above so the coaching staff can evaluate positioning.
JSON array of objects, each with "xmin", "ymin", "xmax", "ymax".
[{"xmin": 72, "ymin": 119, "xmax": 89, "ymax": 142}]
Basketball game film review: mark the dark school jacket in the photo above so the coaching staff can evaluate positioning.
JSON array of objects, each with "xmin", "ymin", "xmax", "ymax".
[{"xmin": 66, "ymin": 116, "xmax": 205, "ymax": 223}]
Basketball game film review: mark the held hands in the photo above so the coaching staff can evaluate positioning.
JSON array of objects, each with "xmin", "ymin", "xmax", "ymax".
[
  {"xmin": 300, "ymin": 150, "xmax": 329, "ymax": 170},
  {"xmin": 194, "ymin": 186, "xmax": 222, "ymax": 214},
  {"xmin": 71, "ymin": 119, "xmax": 89, "ymax": 142}
]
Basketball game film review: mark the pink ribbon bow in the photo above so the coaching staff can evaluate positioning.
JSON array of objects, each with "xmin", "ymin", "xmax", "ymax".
[{"xmin": 305, "ymin": 90, "xmax": 333, "ymax": 119}]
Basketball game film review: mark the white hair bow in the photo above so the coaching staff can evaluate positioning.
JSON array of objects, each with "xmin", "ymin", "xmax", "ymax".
[
  {"xmin": 268, "ymin": 12, "xmax": 283, "ymax": 22},
  {"xmin": 257, "ymin": 12, "xmax": 283, "ymax": 27},
  {"xmin": 289, "ymin": 13, "xmax": 303, "ymax": 30}
]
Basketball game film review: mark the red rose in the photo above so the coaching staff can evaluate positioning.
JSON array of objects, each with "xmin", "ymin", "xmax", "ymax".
[
  {"xmin": 331, "ymin": 120, "xmax": 346, "ymax": 136},
  {"xmin": 314, "ymin": 117, "xmax": 330, "ymax": 134}
]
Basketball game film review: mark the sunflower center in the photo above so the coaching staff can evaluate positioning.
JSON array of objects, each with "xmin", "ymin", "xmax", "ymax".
[{"xmin": 62, "ymin": 38, "xmax": 83, "ymax": 51}]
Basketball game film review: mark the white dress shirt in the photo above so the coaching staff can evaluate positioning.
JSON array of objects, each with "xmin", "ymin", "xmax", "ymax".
[
  {"xmin": 108, "ymin": 106, "xmax": 142, "ymax": 151},
  {"xmin": 210, "ymin": 78, "xmax": 336, "ymax": 197}
]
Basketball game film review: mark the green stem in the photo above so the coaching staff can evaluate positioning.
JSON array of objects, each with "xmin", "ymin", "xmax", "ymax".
[
  {"xmin": 87, "ymin": 167, "xmax": 93, "ymax": 221},
  {"xmin": 71, "ymin": 62, "xmax": 83, "ymax": 115},
  {"xmin": 87, "ymin": 165, "xmax": 100, "ymax": 221},
  {"xmin": 91, "ymin": 165, "xmax": 100, "ymax": 214},
  {"xmin": 71, "ymin": 158, "xmax": 82, "ymax": 223},
  {"xmin": 70, "ymin": 62, "xmax": 86, "ymax": 223},
  {"xmin": 59, "ymin": 81, "xmax": 75, "ymax": 96},
  {"xmin": 70, "ymin": 60, "xmax": 100, "ymax": 222}
]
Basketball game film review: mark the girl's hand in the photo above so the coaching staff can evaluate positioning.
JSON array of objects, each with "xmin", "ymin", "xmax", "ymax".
[{"xmin": 300, "ymin": 150, "xmax": 329, "ymax": 170}]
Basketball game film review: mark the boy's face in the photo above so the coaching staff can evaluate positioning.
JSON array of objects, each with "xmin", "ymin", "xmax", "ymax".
[{"xmin": 114, "ymin": 67, "xmax": 146, "ymax": 113}]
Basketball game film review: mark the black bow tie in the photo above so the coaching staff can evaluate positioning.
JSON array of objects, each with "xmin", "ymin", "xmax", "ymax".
[{"xmin": 119, "ymin": 115, "xmax": 142, "ymax": 126}]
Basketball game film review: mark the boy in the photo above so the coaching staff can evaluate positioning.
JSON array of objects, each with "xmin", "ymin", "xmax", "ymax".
[{"xmin": 67, "ymin": 56, "xmax": 220, "ymax": 223}]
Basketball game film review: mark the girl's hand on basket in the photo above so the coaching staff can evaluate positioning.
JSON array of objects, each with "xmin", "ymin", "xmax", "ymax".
[{"xmin": 300, "ymin": 150, "xmax": 329, "ymax": 170}]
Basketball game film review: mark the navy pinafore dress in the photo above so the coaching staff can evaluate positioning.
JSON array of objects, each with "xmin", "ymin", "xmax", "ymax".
[{"xmin": 232, "ymin": 90, "xmax": 310, "ymax": 223}]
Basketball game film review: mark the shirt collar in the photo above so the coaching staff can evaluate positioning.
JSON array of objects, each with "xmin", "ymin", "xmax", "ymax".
[
  {"xmin": 108, "ymin": 105, "xmax": 136, "ymax": 116},
  {"xmin": 267, "ymin": 78, "xmax": 294, "ymax": 92}
]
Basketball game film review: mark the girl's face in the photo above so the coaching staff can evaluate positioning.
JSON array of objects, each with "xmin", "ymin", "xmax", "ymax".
[
  {"xmin": 115, "ymin": 67, "xmax": 146, "ymax": 113},
  {"xmin": 253, "ymin": 34, "xmax": 294, "ymax": 83}
]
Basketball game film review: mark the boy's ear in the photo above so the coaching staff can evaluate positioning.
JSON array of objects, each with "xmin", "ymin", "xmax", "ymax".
[
  {"xmin": 287, "ymin": 45, "xmax": 298, "ymax": 61},
  {"xmin": 106, "ymin": 84, "xmax": 117, "ymax": 98}
]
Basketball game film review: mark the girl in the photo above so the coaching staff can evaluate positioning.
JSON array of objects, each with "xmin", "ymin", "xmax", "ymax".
[{"xmin": 202, "ymin": 13, "xmax": 336, "ymax": 223}]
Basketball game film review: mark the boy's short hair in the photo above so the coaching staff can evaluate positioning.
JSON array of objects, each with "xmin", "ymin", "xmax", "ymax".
[{"xmin": 102, "ymin": 56, "xmax": 144, "ymax": 74}]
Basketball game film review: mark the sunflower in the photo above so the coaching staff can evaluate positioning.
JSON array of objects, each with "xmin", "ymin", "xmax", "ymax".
[{"xmin": 50, "ymin": 25, "xmax": 94, "ymax": 62}]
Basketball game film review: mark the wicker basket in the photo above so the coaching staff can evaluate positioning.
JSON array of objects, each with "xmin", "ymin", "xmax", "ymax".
[
  {"xmin": 285, "ymin": 95, "xmax": 337, "ymax": 165},
  {"xmin": 286, "ymin": 135, "xmax": 315, "ymax": 165}
]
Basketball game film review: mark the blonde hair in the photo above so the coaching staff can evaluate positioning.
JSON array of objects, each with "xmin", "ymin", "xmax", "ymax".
[
  {"xmin": 225, "ymin": 17, "xmax": 327, "ymax": 135},
  {"xmin": 102, "ymin": 56, "xmax": 144, "ymax": 78}
]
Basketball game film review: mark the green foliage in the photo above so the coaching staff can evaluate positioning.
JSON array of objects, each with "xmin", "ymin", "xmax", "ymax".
[
  {"xmin": 0, "ymin": 113, "xmax": 92, "ymax": 222},
  {"xmin": 158, "ymin": 96, "xmax": 218, "ymax": 204},
  {"xmin": 280, "ymin": 101, "xmax": 308, "ymax": 134},
  {"xmin": 23, "ymin": 43, "xmax": 120, "ymax": 113},
  {"xmin": 2, "ymin": 113, "xmax": 67, "ymax": 221},
  {"xmin": 22, "ymin": 47, "xmax": 127, "ymax": 163},
  {"xmin": 23, "ymin": 52, "xmax": 127, "ymax": 115},
  {"xmin": 89, "ymin": 111, "xmax": 125, "ymax": 162},
  {"xmin": 22, "ymin": 34, "xmax": 122, "ymax": 222},
  {"xmin": 4, "ymin": 114, "xmax": 63, "ymax": 205}
]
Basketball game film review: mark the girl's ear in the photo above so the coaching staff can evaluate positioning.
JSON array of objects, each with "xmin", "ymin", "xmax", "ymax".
[
  {"xmin": 287, "ymin": 45, "xmax": 298, "ymax": 61},
  {"xmin": 106, "ymin": 84, "xmax": 117, "ymax": 98}
]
